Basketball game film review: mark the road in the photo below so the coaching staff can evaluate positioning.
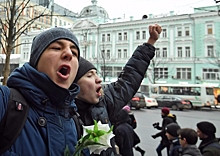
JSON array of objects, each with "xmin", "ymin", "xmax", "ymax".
[{"xmin": 131, "ymin": 108, "xmax": 220, "ymax": 156}]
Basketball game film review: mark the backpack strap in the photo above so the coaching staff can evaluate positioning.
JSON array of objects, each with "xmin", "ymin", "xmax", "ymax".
[
  {"xmin": 0, "ymin": 88, "xmax": 29, "ymax": 155},
  {"xmin": 69, "ymin": 107, "xmax": 84, "ymax": 140}
]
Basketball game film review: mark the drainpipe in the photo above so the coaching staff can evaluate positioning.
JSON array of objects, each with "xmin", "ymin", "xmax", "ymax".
[{"xmin": 189, "ymin": 14, "xmax": 196, "ymax": 84}]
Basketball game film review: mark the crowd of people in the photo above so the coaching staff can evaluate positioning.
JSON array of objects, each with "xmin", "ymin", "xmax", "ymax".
[
  {"xmin": 151, "ymin": 107, "xmax": 220, "ymax": 156},
  {"xmin": 0, "ymin": 23, "xmax": 219, "ymax": 156}
]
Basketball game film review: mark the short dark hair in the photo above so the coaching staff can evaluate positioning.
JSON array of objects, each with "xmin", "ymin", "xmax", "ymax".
[{"xmin": 177, "ymin": 128, "xmax": 198, "ymax": 145}]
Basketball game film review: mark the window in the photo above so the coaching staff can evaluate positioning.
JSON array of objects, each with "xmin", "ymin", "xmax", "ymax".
[
  {"xmin": 107, "ymin": 34, "xmax": 110, "ymax": 41},
  {"xmin": 185, "ymin": 27, "xmax": 190, "ymax": 36},
  {"xmin": 162, "ymin": 29, "xmax": 167, "ymax": 38},
  {"xmin": 118, "ymin": 49, "xmax": 121, "ymax": 58},
  {"xmin": 118, "ymin": 33, "xmax": 122, "ymax": 41},
  {"xmin": 177, "ymin": 68, "xmax": 191, "ymax": 79},
  {"xmin": 59, "ymin": 20, "xmax": 62, "ymax": 26},
  {"xmin": 54, "ymin": 18, "xmax": 57, "ymax": 25},
  {"xmin": 156, "ymin": 48, "xmax": 160, "ymax": 57},
  {"xmin": 207, "ymin": 24, "xmax": 213, "ymax": 35},
  {"xmin": 162, "ymin": 48, "xmax": 167, "ymax": 57},
  {"xmin": 124, "ymin": 32, "xmax": 127, "ymax": 40},
  {"xmin": 177, "ymin": 27, "xmax": 182, "ymax": 37},
  {"xmin": 136, "ymin": 31, "xmax": 140, "ymax": 40},
  {"xmin": 155, "ymin": 68, "xmax": 168, "ymax": 79},
  {"xmin": 177, "ymin": 47, "xmax": 182, "ymax": 57},
  {"xmin": 142, "ymin": 31, "xmax": 146, "ymax": 39},
  {"xmin": 114, "ymin": 66, "xmax": 123, "ymax": 77},
  {"xmin": 203, "ymin": 68, "xmax": 219, "ymax": 80},
  {"xmin": 106, "ymin": 50, "xmax": 110, "ymax": 59},
  {"xmin": 102, "ymin": 34, "xmax": 105, "ymax": 42},
  {"xmin": 185, "ymin": 47, "xmax": 191, "ymax": 57},
  {"xmin": 101, "ymin": 66, "xmax": 113, "ymax": 77},
  {"xmin": 123, "ymin": 49, "xmax": 127, "ymax": 58},
  {"xmin": 207, "ymin": 45, "xmax": 214, "ymax": 57}
]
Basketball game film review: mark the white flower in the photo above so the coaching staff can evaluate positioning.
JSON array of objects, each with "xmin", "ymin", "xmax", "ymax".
[{"xmin": 82, "ymin": 121, "xmax": 115, "ymax": 154}]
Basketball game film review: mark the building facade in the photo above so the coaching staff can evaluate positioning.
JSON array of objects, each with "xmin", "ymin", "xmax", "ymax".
[{"xmin": 20, "ymin": 2, "xmax": 220, "ymax": 86}]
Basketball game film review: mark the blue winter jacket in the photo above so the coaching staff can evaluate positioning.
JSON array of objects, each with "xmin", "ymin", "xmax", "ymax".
[{"xmin": 0, "ymin": 63, "xmax": 81, "ymax": 156}]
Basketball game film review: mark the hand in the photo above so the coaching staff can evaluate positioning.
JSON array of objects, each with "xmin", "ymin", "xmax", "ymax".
[
  {"xmin": 147, "ymin": 24, "xmax": 162, "ymax": 45},
  {"xmin": 152, "ymin": 122, "xmax": 159, "ymax": 129},
  {"xmin": 151, "ymin": 134, "xmax": 157, "ymax": 139}
]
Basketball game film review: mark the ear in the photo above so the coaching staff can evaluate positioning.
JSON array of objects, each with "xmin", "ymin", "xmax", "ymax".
[{"xmin": 183, "ymin": 138, "xmax": 187, "ymax": 144}]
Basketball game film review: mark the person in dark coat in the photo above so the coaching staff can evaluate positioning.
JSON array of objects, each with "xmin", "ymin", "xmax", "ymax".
[
  {"xmin": 151, "ymin": 107, "xmax": 177, "ymax": 156},
  {"xmin": 114, "ymin": 109, "xmax": 139, "ymax": 156},
  {"xmin": 165, "ymin": 123, "xmax": 181, "ymax": 156},
  {"xmin": 122, "ymin": 105, "xmax": 145, "ymax": 156},
  {"xmin": 196, "ymin": 121, "xmax": 220, "ymax": 156},
  {"xmin": 177, "ymin": 128, "xmax": 202, "ymax": 156},
  {"xmin": 73, "ymin": 24, "xmax": 162, "ymax": 156},
  {"xmin": 0, "ymin": 27, "xmax": 83, "ymax": 155}
]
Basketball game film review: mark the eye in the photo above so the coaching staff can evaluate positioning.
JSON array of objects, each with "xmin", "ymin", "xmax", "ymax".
[{"xmin": 71, "ymin": 50, "xmax": 78, "ymax": 57}]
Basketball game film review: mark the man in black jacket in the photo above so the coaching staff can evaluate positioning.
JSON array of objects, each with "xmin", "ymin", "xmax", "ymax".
[
  {"xmin": 152, "ymin": 107, "xmax": 177, "ymax": 156},
  {"xmin": 73, "ymin": 24, "xmax": 162, "ymax": 156},
  {"xmin": 196, "ymin": 121, "xmax": 220, "ymax": 156}
]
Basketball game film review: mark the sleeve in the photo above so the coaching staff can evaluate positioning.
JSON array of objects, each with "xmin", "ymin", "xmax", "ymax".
[
  {"xmin": 0, "ymin": 86, "xmax": 10, "ymax": 120},
  {"xmin": 104, "ymin": 43, "xmax": 155, "ymax": 122}
]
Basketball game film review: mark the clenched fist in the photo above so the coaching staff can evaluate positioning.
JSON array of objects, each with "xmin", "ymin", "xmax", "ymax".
[{"xmin": 147, "ymin": 24, "xmax": 162, "ymax": 45}]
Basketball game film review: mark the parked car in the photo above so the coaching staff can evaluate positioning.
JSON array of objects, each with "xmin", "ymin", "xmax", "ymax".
[
  {"xmin": 128, "ymin": 92, "xmax": 146, "ymax": 109},
  {"xmin": 143, "ymin": 94, "xmax": 158, "ymax": 109},
  {"xmin": 155, "ymin": 96, "xmax": 191, "ymax": 110}
]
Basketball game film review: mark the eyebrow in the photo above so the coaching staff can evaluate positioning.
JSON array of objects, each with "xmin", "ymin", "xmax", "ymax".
[{"xmin": 53, "ymin": 40, "xmax": 78, "ymax": 50}]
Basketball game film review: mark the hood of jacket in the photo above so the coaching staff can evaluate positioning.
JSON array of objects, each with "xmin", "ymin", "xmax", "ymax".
[
  {"xmin": 7, "ymin": 63, "xmax": 80, "ymax": 113},
  {"xmin": 115, "ymin": 109, "xmax": 130, "ymax": 125}
]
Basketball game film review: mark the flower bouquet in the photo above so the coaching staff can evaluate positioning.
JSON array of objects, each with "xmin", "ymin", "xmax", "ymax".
[{"xmin": 64, "ymin": 120, "xmax": 114, "ymax": 156}]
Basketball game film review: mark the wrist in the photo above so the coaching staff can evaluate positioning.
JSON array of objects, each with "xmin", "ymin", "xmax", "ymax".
[{"xmin": 147, "ymin": 38, "xmax": 157, "ymax": 45}]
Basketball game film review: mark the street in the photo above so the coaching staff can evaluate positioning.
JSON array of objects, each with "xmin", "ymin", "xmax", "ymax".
[{"xmin": 131, "ymin": 108, "xmax": 220, "ymax": 156}]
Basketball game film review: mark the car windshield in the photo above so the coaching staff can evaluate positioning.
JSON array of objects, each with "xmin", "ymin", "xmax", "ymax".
[{"xmin": 174, "ymin": 97, "xmax": 182, "ymax": 100}]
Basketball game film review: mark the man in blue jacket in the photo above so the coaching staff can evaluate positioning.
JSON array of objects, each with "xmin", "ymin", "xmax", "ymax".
[
  {"xmin": 0, "ymin": 27, "xmax": 83, "ymax": 156},
  {"xmin": 73, "ymin": 24, "xmax": 162, "ymax": 156}
]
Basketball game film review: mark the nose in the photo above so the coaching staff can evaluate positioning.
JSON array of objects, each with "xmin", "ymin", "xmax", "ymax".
[
  {"xmin": 62, "ymin": 48, "xmax": 73, "ymax": 61},
  {"xmin": 96, "ymin": 76, "xmax": 102, "ymax": 84}
]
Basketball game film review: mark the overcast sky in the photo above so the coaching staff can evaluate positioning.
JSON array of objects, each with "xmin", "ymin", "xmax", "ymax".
[{"xmin": 54, "ymin": 0, "xmax": 217, "ymax": 19}]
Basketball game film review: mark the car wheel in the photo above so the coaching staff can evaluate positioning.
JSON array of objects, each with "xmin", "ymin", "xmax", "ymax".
[
  {"xmin": 147, "ymin": 107, "xmax": 151, "ymax": 109},
  {"xmin": 171, "ymin": 104, "xmax": 178, "ymax": 110},
  {"xmin": 189, "ymin": 103, "xmax": 194, "ymax": 110}
]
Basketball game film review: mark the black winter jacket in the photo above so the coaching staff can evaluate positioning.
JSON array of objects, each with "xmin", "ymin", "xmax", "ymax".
[
  {"xmin": 75, "ymin": 43, "xmax": 155, "ymax": 156},
  {"xmin": 154, "ymin": 114, "xmax": 177, "ymax": 146},
  {"xmin": 198, "ymin": 137, "xmax": 220, "ymax": 156},
  {"xmin": 114, "ymin": 109, "xmax": 139, "ymax": 156}
]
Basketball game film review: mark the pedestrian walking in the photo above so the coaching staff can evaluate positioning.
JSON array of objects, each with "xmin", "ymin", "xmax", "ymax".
[
  {"xmin": 123, "ymin": 105, "xmax": 145, "ymax": 156},
  {"xmin": 177, "ymin": 128, "xmax": 202, "ymax": 156},
  {"xmin": 165, "ymin": 123, "xmax": 181, "ymax": 156},
  {"xmin": 151, "ymin": 107, "xmax": 177, "ymax": 156},
  {"xmin": 196, "ymin": 121, "xmax": 220, "ymax": 156}
]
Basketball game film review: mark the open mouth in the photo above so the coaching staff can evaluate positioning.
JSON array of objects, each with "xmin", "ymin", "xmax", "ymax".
[
  {"xmin": 58, "ymin": 65, "xmax": 70, "ymax": 77},
  {"xmin": 96, "ymin": 87, "xmax": 102, "ymax": 96}
]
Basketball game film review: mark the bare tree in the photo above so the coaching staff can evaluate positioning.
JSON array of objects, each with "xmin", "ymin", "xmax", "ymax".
[
  {"xmin": 97, "ymin": 43, "xmax": 114, "ymax": 82},
  {"xmin": 147, "ymin": 57, "xmax": 173, "ymax": 84},
  {"xmin": 0, "ymin": 0, "xmax": 54, "ymax": 84}
]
